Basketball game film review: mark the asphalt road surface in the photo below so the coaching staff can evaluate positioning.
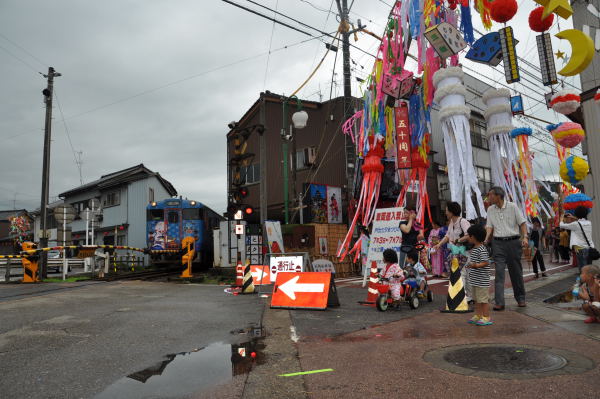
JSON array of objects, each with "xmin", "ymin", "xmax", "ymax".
[{"xmin": 0, "ymin": 281, "xmax": 263, "ymax": 398}]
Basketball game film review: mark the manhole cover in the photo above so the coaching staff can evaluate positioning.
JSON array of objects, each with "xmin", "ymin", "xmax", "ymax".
[
  {"xmin": 443, "ymin": 346, "xmax": 567, "ymax": 373},
  {"xmin": 424, "ymin": 344, "xmax": 595, "ymax": 379}
]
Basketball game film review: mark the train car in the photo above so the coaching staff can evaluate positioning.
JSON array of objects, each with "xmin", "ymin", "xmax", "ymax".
[{"xmin": 146, "ymin": 198, "xmax": 222, "ymax": 268}]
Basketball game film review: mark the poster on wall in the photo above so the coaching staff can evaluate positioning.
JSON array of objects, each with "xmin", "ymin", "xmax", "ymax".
[
  {"xmin": 307, "ymin": 183, "xmax": 327, "ymax": 223},
  {"xmin": 326, "ymin": 186, "xmax": 342, "ymax": 224},
  {"xmin": 264, "ymin": 220, "xmax": 285, "ymax": 253}
]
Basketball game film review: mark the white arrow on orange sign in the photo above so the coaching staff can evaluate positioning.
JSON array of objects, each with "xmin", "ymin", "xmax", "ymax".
[
  {"xmin": 279, "ymin": 276, "xmax": 324, "ymax": 300},
  {"xmin": 251, "ymin": 269, "xmax": 268, "ymax": 280}
]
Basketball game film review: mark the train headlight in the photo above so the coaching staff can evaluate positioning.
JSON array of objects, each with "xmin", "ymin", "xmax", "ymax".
[
  {"xmin": 151, "ymin": 202, "xmax": 157, "ymax": 207},
  {"xmin": 190, "ymin": 201, "xmax": 197, "ymax": 206}
]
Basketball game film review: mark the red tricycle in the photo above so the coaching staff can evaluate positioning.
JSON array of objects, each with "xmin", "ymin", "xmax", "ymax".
[{"xmin": 375, "ymin": 271, "xmax": 433, "ymax": 311}]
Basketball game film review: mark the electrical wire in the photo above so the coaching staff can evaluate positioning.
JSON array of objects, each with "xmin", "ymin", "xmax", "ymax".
[{"xmin": 262, "ymin": 0, "xmax": 279, "ymax": 90}]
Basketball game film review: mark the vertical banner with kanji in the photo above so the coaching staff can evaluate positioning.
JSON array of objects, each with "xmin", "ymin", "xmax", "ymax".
[{"xmin": 395, "ymin": 102, "xmax": 411, "ymax": 169}]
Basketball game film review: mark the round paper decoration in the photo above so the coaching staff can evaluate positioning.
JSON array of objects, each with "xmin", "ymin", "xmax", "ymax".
[
  {"xmin": 550, "ymin": 89, "xmax": 580, "ymax": 115},
  {"xmin": 560, "ymin": 155, "xmax": 589, "ymax": 184},
  {"xmin": 529, "ymin": 6, "xmax": 554, "ymax": 32},
  {"xmin": 563, "ymin": 193, "xmax": 593, "ymax": 211},
  {"xmin": 490, "ymin": 0, "xmax": 518, "ymax": 23},
  {"xmin": 510, "ymin": 127, "xmax": 532, "ymax": 138},
  {"xmin": 547, "ymin": 122, "xmax": 585, "ymax": 148}
]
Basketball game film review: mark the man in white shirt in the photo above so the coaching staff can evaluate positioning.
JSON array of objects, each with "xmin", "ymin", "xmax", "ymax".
[
  {"xmin": 560, "ymin": 206, "xmax": 594, "ymax": 272},
  {"xmin": 484, "ymin": 186, "xmax": 528, "ymax": 310}
]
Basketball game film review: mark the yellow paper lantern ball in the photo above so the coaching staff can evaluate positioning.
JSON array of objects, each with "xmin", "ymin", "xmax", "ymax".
[{"xmin": 560, "ymin": 155, "xmax": 589, "ymax": 184}]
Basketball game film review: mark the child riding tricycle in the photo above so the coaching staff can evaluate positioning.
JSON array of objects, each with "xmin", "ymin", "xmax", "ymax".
[{"xmin": 376, "ymin": 248, "xmax": 433, "ymax": 311}]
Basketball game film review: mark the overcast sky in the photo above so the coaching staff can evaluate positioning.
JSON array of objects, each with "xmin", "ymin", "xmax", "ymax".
[{"xmin": 0, "ymin": 1, "xmax": 578, "ymax": 214}]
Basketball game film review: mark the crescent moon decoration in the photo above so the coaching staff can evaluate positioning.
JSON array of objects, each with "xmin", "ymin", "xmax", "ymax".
[
  {"xmin": 533, "ymin": 0, "xmax": 573, "ymax": 20},
  {"xmin": 555, "ymin": 29, "xmax": 595, "ymax": 76}
]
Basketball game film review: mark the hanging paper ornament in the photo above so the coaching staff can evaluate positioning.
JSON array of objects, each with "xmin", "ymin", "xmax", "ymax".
[
  {"xmin": 560, "ymin": 155, "xmax": 589, "ymax": 184},
  {"xmin": 424, "ymin": 22, "xmax": 467, "ymax": 59},
  {"xmin": 433, "ymin": 67, "xmax": 486, "ymax": 219},
  {"xmin": 490, "ymin": 0, "xmax": 518, "ymax": 23},
  {"xmin": 474, "ymin": 0, "xmax": 493, "ymax": 30},
  {"xmin": 555, "ymin": 29, "xmax": 595, "ymax": 77},
  {"xmin": 547, "ymin": 122, "xmax": 585, "ymax": 148},
  {"xmin": 482, "ymin": 88, "xmax": 525, "ymax": 215},
  {"xmin": 460, "ymin": 1, "xmax": 475, "ymax": 45},
  {"xmin": 536, "ymin": 33, "xmax": 558, "ymax": 86},
  {"xmin": 550, "ymin": 89, "xmax": 580, "ymax": 115},
  {"xmin": 529, "ymin": 6, "xmax": 554, "ymax": 32},
  {"xmin": 466, "ymin": 32, "xmax": 519, "ymax": 66},
  {"xmin": 510, "ymin": 127, "xmax": 540, "ymax": 216},
  {"xmin": 533, "ymin": 0, "xmax": 572, "ymax": 20},
  {"xmin": 563, "ymin": 193, "xmax": 594, "ymax": 211},
  {"xmin": 499, "ymin": 27, "xmax": 520, "ymax": 83}
]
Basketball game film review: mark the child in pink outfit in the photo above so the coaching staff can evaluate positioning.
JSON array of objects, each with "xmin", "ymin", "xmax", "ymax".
[{"xmin": 382, "ymin": 249, "xmax": 404, "ymax": 301}]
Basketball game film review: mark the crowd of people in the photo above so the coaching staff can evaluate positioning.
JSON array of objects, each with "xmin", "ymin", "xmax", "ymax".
[{"xmin": 390, "ymin": 186, "xmax": 598, "ymax": 325}]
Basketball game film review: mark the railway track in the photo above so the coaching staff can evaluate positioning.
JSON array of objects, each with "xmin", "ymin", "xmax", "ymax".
[{"xmin": 100, "ymin": 268, "xmax": 181, "ymax": 282}]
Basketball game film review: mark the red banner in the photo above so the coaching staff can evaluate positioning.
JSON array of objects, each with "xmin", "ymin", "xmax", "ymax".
[{"xmin": 395, "ymin": 103, "xmax": 411, "ymax": 169}]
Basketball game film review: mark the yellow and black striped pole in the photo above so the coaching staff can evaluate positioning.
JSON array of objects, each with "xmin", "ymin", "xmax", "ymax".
[
  {"xmin": 242, "ymin": 259, "xmax": 255, "ymax": 294},
  {"xmin": 440, "ymin": 257, "xmax": 471, "ymax": 313}
]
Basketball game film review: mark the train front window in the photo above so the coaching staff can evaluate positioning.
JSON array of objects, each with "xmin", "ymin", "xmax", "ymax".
[
  {"xmin": 168, "ymin": 211, "xmax": 179, "ymax": 223},
  {"xmin": 183, "ymin": 208, "xmax": 203, "ymax": 220},
  {"xmin": 147, "ymin": 209, "xmax": 163, "ymax": 221}
]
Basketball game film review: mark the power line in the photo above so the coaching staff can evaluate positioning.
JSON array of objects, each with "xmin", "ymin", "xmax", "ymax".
[
  {"xmin": 222, "ymin": 0, "xmax": 314, "ymax": 36},
  {"xmin": 0, "ymin": 42, "xmax": 43, "ymax": 75},
  {"xmin": 53, "ymin": 89, "xmax": 84, "ymax": 185}
]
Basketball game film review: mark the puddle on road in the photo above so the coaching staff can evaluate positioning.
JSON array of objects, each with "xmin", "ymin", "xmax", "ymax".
[
  {"xmin": 544, "ymin": 290, "xmax": 584, "ymax": 311},
  {"xmin": 95, "ymin": 339, "xmax": 265, "ymax": 399}
]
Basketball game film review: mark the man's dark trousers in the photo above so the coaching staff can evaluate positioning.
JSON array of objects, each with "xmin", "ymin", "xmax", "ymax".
[{"xmin": 492, "ymin": 238, "xmax": 525, "ymax": 307}]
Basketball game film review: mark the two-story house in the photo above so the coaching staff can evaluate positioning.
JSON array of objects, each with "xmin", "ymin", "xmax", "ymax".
[{"xmin": 56, "ymin": 164, "xmax": 177, "ymax": 250}]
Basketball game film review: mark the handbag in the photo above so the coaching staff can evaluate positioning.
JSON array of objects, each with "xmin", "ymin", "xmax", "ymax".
[{"xmin": 577, "ymin": 222, "xmax": 600, "ymax": 261}]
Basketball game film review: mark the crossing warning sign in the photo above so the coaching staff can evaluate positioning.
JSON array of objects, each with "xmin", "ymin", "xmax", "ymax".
[{"xmin": 271, "ymin": 272, "xmax": 332, "ymax": 310}]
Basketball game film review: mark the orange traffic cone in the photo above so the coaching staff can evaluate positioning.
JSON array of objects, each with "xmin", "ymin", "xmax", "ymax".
[
  {"xmin": 236, "ymin": 259, "xmax": 244, "ymax": 287},
  {"xmin": 359, "ymin": 261, "xmax": 380, "ymax": 306}
]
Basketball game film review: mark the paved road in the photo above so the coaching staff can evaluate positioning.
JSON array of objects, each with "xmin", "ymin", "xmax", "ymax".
[{"xmin": 0, "ymin": 281, "xmax": 264, "ymax": 398}]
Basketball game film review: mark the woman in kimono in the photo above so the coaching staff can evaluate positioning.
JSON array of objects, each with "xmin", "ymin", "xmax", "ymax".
[
  {"xmin": 382, "ymin": 249, "xmax": 404, "ymax": 302},
  {"xmin": 428, "ymin": 219, "xmax": 445, "ymax": 277}
]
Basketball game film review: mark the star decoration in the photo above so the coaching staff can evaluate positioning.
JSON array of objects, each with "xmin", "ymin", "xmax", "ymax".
[
  {"xmin": 555, "ymin": 50, "xmax": 565, "ymax": 59},
  {"xmin": 563, "ymin": 55, "xmax": 571, "ymax": 65}
]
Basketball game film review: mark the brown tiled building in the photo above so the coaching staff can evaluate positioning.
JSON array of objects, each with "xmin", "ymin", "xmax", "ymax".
[{"xmin": 226, "ymin": 91, "xmax": 362, "ymax": 225}]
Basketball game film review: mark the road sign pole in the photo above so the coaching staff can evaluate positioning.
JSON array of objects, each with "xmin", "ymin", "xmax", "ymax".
[{"xmin": 62, "ymin": 207, "xmax": 67, "ymax": 280}]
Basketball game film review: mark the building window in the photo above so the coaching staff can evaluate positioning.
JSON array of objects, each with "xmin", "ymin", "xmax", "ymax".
[
  {"xmin": 470, "ymin": 118, "xmax": 489, "ymax": 150},
  {"xmin": 241, "ymin": 164, "xmax": 260, "ymax": 185},
  {"xmin": 103, "ymin": 191, "xmax": 120, "ymax": 208},
  {"xmin": 295, "ymin": 150, "xmax": 307, "ymax": 170},
  {"xmin": 117, "ymin": 235, "xmax": 126, "ymax": 246},
  {"xmin": 476, "ymin": 166, "xmax": 492, "ymax": 194},
  {"xmin": 149, "ymin": 187, "xmax": 154, "ymax": 203}
]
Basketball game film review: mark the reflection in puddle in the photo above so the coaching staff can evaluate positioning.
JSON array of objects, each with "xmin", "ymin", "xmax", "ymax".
[
  {"xmin": 95, "ymin": 340, "xmax": 264, "ymax": 398},
  {"xmin": 544, "ymin": 290, "xmax": 584, "ymax": 310}
]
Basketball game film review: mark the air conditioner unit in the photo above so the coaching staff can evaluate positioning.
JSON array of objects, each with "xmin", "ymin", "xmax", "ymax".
[{"xmin": 304, "ymin": 147, "xmax": 317, "ymax": 166}]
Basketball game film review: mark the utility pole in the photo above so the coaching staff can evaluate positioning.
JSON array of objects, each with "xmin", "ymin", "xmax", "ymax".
[
  {"xmin": 336, "ymin": 0, "xmax": 356, "ymax": 223},
  {"xmin": 39, "ymin": 66, "xmax": 61, "ymax": 279},
  {"xmin": 259, "ymin": 93, "xmax": 268, "ymax": 227}
]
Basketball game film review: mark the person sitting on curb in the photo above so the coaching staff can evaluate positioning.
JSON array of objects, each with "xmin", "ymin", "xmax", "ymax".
[{"xmin": 579, "ymin": 264, "xmax": 600, "ymax": 324}]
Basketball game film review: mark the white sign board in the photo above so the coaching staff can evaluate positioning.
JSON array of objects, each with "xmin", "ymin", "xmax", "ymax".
[
  {"xmin": 312, "ymin": 259, "xmax": 335, "ymax": 274},
  {"xmin": 235, "ymin": 224, "xmax": 244, "ymax": 235},
  {"xmin": 269, "ymin": 255, "xmax": 303, "ymax": 282},
  {"xmin": 366, "ymin": 207, "xmax": 405, "ymax": 270}
]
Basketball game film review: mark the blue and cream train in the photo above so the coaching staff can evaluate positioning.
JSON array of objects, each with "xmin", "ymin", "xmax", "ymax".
[{"xmin": 146, "ymin": 198, "xmax": 222, "ymax": 267}]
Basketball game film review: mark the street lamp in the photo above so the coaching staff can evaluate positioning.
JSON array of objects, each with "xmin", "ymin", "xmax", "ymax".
[{"xmin": 281, "ymin": 95, "xmax": 308, "ymax": 224}]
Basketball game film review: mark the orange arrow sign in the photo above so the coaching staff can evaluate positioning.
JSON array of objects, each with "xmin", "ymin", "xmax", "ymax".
[{"xmin": 271, "ymin": 272, "xmax": 332, "ymax": 310}]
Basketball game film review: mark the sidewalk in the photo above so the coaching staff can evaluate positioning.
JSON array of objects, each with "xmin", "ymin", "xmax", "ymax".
[{"xmin": 239, "ymin": 267, "xmax": 599, "ymax": 398}]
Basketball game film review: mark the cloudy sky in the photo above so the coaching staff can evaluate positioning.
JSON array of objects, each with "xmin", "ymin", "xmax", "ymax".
[{"xmin": 0, "ymin": 0, "xmax": 579, "ymax": 214}]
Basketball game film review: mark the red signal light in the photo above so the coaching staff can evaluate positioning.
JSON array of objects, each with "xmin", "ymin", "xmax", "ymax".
[
  {"xmin": 239, "ymin": 187, "xmax": 249, "ymax": 198},
  {"xmin": 244, "ymin": 206, "xmax": 253, "ymax": 215}
]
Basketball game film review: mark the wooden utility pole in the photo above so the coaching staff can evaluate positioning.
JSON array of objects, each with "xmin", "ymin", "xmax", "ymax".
[
  {"xmin": 39, "ymin": 67, "xmax": 61, "ymax": 279},
  {"xmin": 336, "ymin": 0, "xmax": 356, "ymax": 222}
]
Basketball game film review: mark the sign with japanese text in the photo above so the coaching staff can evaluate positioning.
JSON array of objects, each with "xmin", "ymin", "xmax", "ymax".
[
  {"xmin": 271, "ymin": 272, "xmax": 332, "ymax": 310},
  {"xmin": 250, "ymin": 265, "xmax": 270, "ymax": 285},
  {"xmin": 366, "ymin": 207, "xmax": 405, "ymax": 270},
  {"xmin": 395, "ymin": 104, "xmax": 411, "ymax": 169},
  {"xmin": 311, "ymin": 259, "xmax": 335, "ymax": 274},
  {"xmin": 269, "ymin": 255, "xmax": 304, "ymax": 282}
]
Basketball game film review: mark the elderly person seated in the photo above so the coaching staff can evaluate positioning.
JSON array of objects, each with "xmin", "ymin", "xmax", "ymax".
[{"xmin": 579, "ymin": 265, "xmax": 600, "ymax": 324}]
